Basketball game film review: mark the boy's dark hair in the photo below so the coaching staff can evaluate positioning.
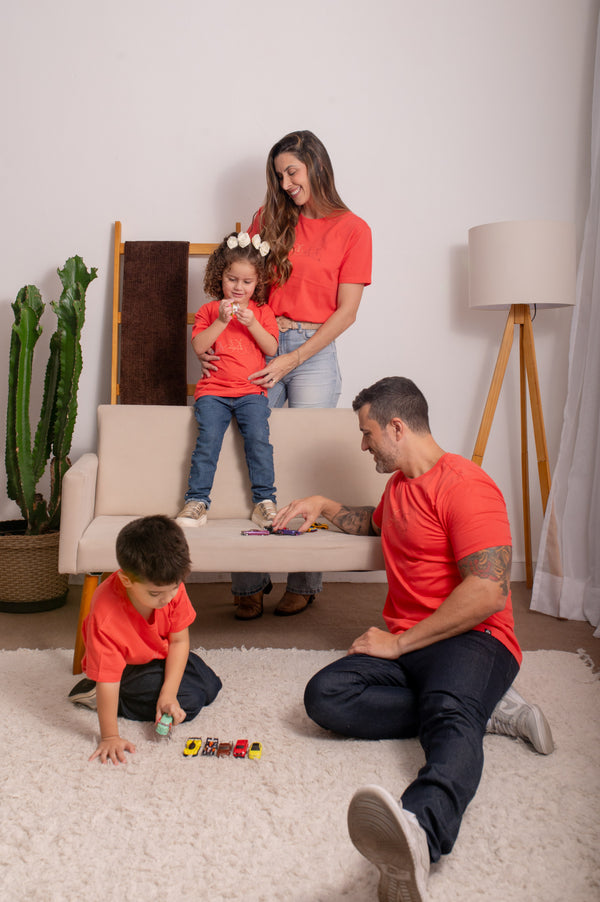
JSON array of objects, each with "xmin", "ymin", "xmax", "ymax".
[
  {"xmin": 203, "ymin": 232, "xmax": 269, "ymax": 305},
  {"xmin": 116, "ymin": 515, "xmax": 191, "ymax": 585},
  {"xmin": 352, "ymin": 377, "xmax": 431, "ymax": 435}
]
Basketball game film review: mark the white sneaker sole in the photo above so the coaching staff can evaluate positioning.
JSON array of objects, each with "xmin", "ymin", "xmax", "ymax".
[
  {"xmin": 348, "ymin": 785, "xmax": 429, "ymax": 902},
  {"xmin": 176, "ymin": 515, "xmax": 207, "ymax": 528},
  {"xmin": 251, "ymin": 511, "xmax": 276, "ymax": 529},
  {"xmin": 523, "ymin": 704, "xmax": 555, "ymax": 755}
]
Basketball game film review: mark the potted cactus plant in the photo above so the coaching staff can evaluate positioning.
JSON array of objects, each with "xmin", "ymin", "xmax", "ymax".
[{"xmin": 1, "ymin": 256, "xmax": 97, "ymax": 611}]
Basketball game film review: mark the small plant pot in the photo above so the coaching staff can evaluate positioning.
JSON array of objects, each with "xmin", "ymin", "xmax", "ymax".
[{"xmin": 0, "ymin": 520, "xmax": 68, "ymax": 612}]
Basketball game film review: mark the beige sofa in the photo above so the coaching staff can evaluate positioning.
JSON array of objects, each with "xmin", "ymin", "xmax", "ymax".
[{"xmin": 60, "ymin": 404, "xmax": 388, "ymax": 672}]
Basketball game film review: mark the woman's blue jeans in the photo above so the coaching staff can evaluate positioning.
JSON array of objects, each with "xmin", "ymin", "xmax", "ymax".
[
  {"xmin": 231, "ymin": 328, "xmax": 341, "ymax": 598},
  {"xmin": 185, "ymin": 394, "xmax": 275, "ymax": 507},
  {"xmin": 303, "ymin": 631, "xmax": 519, "ymax": 862}
]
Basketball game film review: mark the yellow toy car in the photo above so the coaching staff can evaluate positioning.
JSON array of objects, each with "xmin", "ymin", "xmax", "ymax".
[
  {"xmin": 183, "ymin": 737, "xmax": 202, "ymax": 757},
  {"xmin": 248, "ymin": 741, "xmax": 262, "ymax": 760}
]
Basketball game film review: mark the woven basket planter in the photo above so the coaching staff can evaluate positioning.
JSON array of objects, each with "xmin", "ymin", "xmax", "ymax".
[{"xmin": 0, "ymin": 521, "xmax": 69, "ymax": 612}]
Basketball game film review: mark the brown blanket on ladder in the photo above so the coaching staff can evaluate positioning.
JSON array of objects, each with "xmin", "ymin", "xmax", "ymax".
[{"xmin": 120, "ymin": 241, "xmax": 190, "ymax": 405}]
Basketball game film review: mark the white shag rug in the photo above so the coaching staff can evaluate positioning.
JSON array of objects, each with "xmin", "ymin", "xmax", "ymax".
[{"xmin": 0, "ymin": 648, "xmax": 598, "ymax": 902}]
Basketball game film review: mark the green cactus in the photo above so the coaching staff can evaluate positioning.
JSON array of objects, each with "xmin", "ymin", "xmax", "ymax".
[{"xmin": 5, "ymin": 257, "xmax": 97, "ymax": 535}]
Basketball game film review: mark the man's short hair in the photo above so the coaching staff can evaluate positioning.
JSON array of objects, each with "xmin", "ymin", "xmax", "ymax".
[
  {"xmin": 352, "ymin": 377, "xmax": 430, "ymax": 434},
  {"xmin": 116, "ymin": 515, "xmax": 191, "ymax": 585}
]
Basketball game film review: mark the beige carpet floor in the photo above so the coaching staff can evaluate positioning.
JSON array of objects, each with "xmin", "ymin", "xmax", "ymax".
[{"xmin": 1, "ymin": 646, "xmax": 598, "ymax": 901}]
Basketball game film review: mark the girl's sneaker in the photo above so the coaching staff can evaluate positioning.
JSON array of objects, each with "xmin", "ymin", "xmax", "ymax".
[
  {"xmin": 251, "ymin": 500, "xmax": 277, "ymax": 529},
  {"xmin": 176, "ymin": 501, "xmax": 208, "ymax": 527}
]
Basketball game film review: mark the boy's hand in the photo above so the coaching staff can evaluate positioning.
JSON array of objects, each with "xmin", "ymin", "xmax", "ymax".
[
  {"xmin": 156, "ymin": 697, "xmax": 186, "ymax": 726},
  {"xmin": 89, "ymin": 735, "xmax": 136, "ymax": 765}
]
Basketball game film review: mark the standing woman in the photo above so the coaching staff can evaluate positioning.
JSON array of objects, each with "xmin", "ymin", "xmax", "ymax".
[{"xmin": 206, "ymin": 130, "xmax": 372, "ymax": 619}]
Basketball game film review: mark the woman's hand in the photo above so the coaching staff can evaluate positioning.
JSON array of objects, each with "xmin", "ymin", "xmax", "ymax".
[
  {"xmin": 198, "ymin": 347, "xmax": 220, "ymax": 378},
  {"xmin": 248, "ymin": 350, "xmax": 299, "ymax": 388}
]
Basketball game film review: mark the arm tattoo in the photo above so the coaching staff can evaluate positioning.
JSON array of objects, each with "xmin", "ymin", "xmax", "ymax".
[
  {"xmin": 332, "ymin": 505, "xmax": 377, "ymax": 536},
  {"xmin": 457, "ymin": 546, "xmax": 512, "ymax": 596}
]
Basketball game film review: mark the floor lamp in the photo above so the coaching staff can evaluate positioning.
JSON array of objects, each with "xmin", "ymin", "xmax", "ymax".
[{"xmin": 468, "ymin": 220, "xmax": 576, "ymax": 587}]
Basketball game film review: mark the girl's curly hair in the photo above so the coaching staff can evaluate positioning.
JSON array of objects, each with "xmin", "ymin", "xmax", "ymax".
[
  {"xmin": 203, "ymin": 233, "xmax": 269, "ymax": 305},
  {"xmin": 255, "ymin": 130, "xmax": 349, "ymax": 287}
]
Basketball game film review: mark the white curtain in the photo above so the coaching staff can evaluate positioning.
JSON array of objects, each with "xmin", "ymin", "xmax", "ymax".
[{"xmin": 531, "ymin": 13, "xmax": 600, "ymax": 637}]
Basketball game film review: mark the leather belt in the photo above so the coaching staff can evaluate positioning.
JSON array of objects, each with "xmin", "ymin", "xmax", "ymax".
[{"xmin": 276, "ymin": 315, "xmax": 322, "ymax": 332}]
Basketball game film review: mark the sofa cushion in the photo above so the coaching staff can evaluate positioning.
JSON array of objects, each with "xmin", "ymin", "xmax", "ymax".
[
  {"xmin": 75, "ymin": 516, "xmax": 385, "ymax": 574},
  {"xmin": 94, "ymin": 405, "xmax": 389, "ymax": 519}
]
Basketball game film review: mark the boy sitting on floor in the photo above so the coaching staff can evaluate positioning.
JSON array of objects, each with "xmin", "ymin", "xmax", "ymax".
[{"xmin": 68, "ymin": 515, "xmax": 222, "ymax": 764}]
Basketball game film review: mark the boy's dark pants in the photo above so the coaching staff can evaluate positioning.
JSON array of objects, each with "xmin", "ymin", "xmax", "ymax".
[{"xmin": 118, "ymin": 652, "xmax": 222, "ymax": 721}]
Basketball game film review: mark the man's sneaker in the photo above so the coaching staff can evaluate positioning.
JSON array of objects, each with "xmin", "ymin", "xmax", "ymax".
[
  {"xmin": 68, "ymin": 678, "xmax": 97, "ymax": 710},
  {"xmin": 251, "ymin": 500, "xmax": 277, "ymax": 529},
  {"xmin": 487, "ymin": 686, "xmax": 554, "ymax": 755},
  {"xmin": 176, "ymin": 501, "xmax": 207, "ymax": 527},
  {"xmin": 348, "ymin": 785, "xmax": 430, "ymax": 902}
]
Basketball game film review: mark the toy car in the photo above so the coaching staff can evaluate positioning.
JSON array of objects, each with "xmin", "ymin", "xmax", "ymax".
[
  {"xmin": 217, "ymin": 741, "xmax": 233, "ymax": 757},
  {"xmin": 233, "ymin": 739, "xmax": 249, "ymax": 758},
  {"xmin": 155, "ymin": 714, "xmax": 173, "ymax": 736},
  {"xmin": 183, "ymin": 737, "xmax": 202, "ymax": 757},
  {"xmin": 248, "ymin": 741, "xmax": 262, "ymax": 760},
  {"xmin": 202, "ymin": 737, "xmax": 219, "ymax": 756}
]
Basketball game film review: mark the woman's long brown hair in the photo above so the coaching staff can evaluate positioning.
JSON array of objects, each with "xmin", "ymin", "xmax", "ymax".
[{"xmin": 255, "ymin": 130, "xmax": 349, "ymax": 287}]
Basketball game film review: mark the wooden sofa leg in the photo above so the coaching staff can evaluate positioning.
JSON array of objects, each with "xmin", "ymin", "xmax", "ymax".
[{"xmin": 72, "ymin": 573, "xmax": 101, "ymax": 675}]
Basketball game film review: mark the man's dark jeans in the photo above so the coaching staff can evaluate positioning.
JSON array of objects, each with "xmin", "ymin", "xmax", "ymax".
[{"xmin": 304, "ymin": 630, "xmax": 519, "ymax": 861}]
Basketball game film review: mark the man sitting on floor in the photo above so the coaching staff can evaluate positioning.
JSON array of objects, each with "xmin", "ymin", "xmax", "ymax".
[{"xmin": 272, "ymin": 376, "xmax": 553, "ymax": 902}]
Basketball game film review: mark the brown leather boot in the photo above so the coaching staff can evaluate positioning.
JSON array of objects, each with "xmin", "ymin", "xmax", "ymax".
[
  {"xmin": 234, "ymin": 581, "xmax": 272, "ymax": 620},
  {"xmin": 273, "ymin": 591, "xmax": 315, "ymax": 616}
]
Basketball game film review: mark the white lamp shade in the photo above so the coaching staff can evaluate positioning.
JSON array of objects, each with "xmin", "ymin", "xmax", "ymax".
[{"xmin": 468, "ymin": 220, "xmax": 576, "ymax": 310}]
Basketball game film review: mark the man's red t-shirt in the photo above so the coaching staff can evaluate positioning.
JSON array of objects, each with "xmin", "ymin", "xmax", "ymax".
[
  {"xmin": 82, "ymin": 571, "xmax": 196, "ymax": 682},
  {"xmin": 372, "ymin": 453, "xmax": 522, "ymax": 664}
]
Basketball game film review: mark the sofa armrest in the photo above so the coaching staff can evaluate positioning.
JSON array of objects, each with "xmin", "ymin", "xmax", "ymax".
[{"xmin": 58, "ymin": 453, "xmax": 99, "ymax": 574}]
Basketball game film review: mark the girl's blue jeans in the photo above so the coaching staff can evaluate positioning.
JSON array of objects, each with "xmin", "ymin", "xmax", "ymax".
[
  {"xmin": 185, "ymin": 393, "xmax": 276, "ymax": 507},
  {"xmin": 231, "ymin": 329, "xmax": 341, "ymax": 598},
  {"xmin": 303, "ymin": 631, "xmax": 519, "ymax": 862}
]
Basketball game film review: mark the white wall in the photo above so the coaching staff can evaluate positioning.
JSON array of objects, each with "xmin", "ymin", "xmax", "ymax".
[{"xmin": 1, "ymin": 0, "xmax": 597, "ymax": 576}]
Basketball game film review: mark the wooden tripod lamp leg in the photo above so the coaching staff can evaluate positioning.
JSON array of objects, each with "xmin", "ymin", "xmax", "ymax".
[
  {"xmin": 521, "ymin": 308, "xmax": 552, "ymax": 512},
  {"xmin": 472, "ymin": 306, "xmax": 516, "ymax": 466},
  {"xmin": 519, "ymin": 317, "xmax": 533, "ymax": 587},
  {"xmin": 72, "ymin": 573, "xmax": 101, "ymax": 675}
]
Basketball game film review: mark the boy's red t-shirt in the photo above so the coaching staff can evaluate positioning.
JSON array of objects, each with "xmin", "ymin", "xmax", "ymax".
[
  {"xmin": 372, "ymin": 453, "xmax": 522, "ymax": 664},
  {"xmin": 250, "ymin": 210, "xmax": 372, "ymax": 323},
  {"xmin": 192, "ymin": 299, "xmax": 278, "ymax": 400},
  {"xmin": 81, "ymin": 571, "xmax": 196, "ymax": 682}
]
